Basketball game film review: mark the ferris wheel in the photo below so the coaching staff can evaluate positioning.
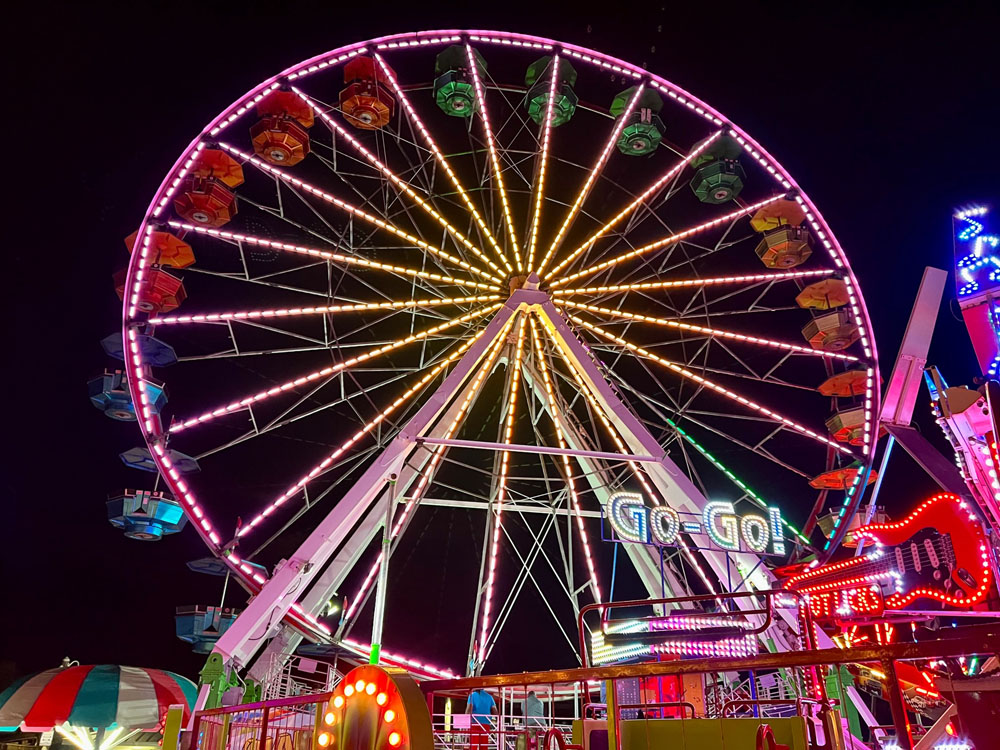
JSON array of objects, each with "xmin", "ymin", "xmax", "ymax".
[{"xmin": 108, "ymin": 30, "xmax": 880, "ymax": 682}]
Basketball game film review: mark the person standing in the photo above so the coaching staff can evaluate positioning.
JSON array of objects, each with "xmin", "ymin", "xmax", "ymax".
[
  {"xmin": 523, "ymin": 691, "xmax": 544, "ymax": 728},
  {"xmin": 466, "ymin": 688, "xmax": 496, "ymax": 750}
]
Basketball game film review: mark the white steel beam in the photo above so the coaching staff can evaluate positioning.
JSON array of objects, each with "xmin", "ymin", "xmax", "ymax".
[
  {"xmin": 416, "ymin": 436, "xmax": 658, "ymax": 463},
  {"xmin": 246, "ymin": 421, "xmax": 479, "ymax": 682},
  {"xmin": 207, "ymin": 300, "xmax": 519, "ymax": 681},
  {"xmin": 534, "ymin": 298, "xmax": 791, "ymax": 647},
  {"xmin": 881, "ymin": 266, "xmax": 947, "ymax": 427}
]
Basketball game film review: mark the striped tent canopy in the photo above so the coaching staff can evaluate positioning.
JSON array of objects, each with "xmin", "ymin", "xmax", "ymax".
[{"xmin": 0, "ymin": 665, "xmax": 197, "ymax": 732}]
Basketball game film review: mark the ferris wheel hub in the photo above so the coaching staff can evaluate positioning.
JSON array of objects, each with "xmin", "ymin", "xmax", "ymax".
[{"xmin": 507, "ymin": 272, "xmax": 541, "ymax": 295}]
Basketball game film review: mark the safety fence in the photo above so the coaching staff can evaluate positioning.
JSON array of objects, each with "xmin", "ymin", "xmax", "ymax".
[
  {"xmin": 192, "ymin": 693, "xmax": 331, "ymax": 750},
  {"xmin": 188, "ymin": 626, "xmax": 999, "ymax": 750},
  {"xmin": 419, "ymin": 628, "xmax": 1000, "ymax": 750}
]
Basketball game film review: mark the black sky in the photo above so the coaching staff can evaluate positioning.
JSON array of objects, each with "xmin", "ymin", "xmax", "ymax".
[{"xmin": 4, "ymin": 1, "xmax": 1000, "ymax": 684}]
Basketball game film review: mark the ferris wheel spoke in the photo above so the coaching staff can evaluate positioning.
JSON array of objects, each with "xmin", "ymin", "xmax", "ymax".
[
  {"xmin": 149, "ymin": 294, "xmax": 500, "ymax": 326},
  {"xmin": 244, "ymin": 442, "xmax": 385, "ymax": 559},
  {"xmin": 482, "ymin": 513, "xmax": 582, "ymax": 663},
  {"xmin": 218, "ymin": 142, "xmax": 501, "ymax": 283},
  {"xmin": 571, "ymin": 180, "xmax": 694, "ymax": 284},
  {"xmin": 558, "ymin": 160, "xmax": 692, "ymax": 280},
  {"xmin": 550, "ymin": 194, "xmax": 787, "ymax": 288},
  {"xmin": 540, "ymin": 323, "xmax": 723, "ymax": 599},
  {"xmin": 570, "ymin": 313, "xmax": 857, "ymax": 458},
  {"xmin": 305, "ymin": 148, "xmax": 462, "ymax": 264},
  {"xmin": 604, "ymin": 216, "xmax": 746, "ymax": 295},
  {"xmin": 168, "ymin": 302, "xmax": 458, "ymax": 363},
  {"xmin": 342, "ymin": 315, "xmax": 517, "ymax": 626},
  {"xmin": 673, "ymin": 408, "xmax": 813, "ymax": 481},
  {"xmin": 524, "ymin": 56, "xmax": 561, "ymax": 274},
  {"xmin": 190, "ymin": 364, "xmax": 429, "ymax": 467},
  {"xmin": 477, "ymin": 313, "xmax": 528, "ymax": 661},
  {"xmin": 594, "ymin": 338, "xmax": 818, "ymax": 396},
  {"xmin": 235, "ymin": 173, "xmax": 484, "ymax": 297},
  {"xmin": 373, "ymin": 53, "xmax": 512, "ymax": 275},
  {"xmin": 527, "ymin": 315, "xmax": 601, "ymax": 600},
  {"xmin": 231, "ymin": 325, "xmax": 492, "ymax": 542},
  {"xmin": 537, "ymin": 86, "xmax": 644, "ymax": 276},
  {"xmin": 555, "ymin": 299, "xmax": 858, "ymax": 362},
  {"xmin": 180, "ymin": 262, "xmax": 357, "ymax": 301},
  {"xmin": 543, "ymin": 131, "xmax": 723, "ymax": 281},
  {"xmin": 167, "ymin": 221, "xmax": 501, "ymax": 294},
  {"xmin": 603, "ymin": 375, "xmax": 813, "ymax": 543},
  {"xmin": 674, "ymin": 273, "xmax": 792, "ymax": 319},
  {"xmin": 293, "ymin": 88, "xmax": 507, "ymax": 279},
  {"xmin": 168, "ymin": 304, "xmax": 498, "ymax": 434},
  {"xmin": 465, "ymin": 44, "xmax": 521, "ymax": 271},
  {"xmin": 553, "ymin": 269, "xmax": 833, "ymax": 297}
]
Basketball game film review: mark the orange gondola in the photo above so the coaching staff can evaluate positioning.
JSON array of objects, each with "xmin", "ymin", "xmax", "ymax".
[{"xmin": 124, "ymin": 230, "xmax": 196, "ymax": 269}]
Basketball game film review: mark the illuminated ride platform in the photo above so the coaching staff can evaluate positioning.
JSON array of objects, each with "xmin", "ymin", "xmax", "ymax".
[{"xmin": 184, "ymin": 593, "xmax": 1000, "ymax": 750}]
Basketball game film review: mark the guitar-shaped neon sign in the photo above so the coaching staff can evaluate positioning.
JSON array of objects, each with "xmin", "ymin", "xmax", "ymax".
[{"xmin": 782, "ymin": 493, "xmax": 993, "ymax": 616}]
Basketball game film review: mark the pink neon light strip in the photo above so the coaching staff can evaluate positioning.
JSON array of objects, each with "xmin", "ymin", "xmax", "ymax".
[
  {"xmin": 478, "ymin": 314, "xmax": 528, "ymax": 661},
  {"xmin": 465, "ymin": 44, "xmax": 521, "ymax": 271},
  {"xmin": 150, "ymin": 295, "xmax": 500, "ymax": 325},
  {"xmin": 553, "ymin": 269, "xmax": 833, "ymax": 296},
  {"xmin": 528, "ymin": 315, "xmax": 601, "ymax": 602},
  {"xmin": 235, "ymin": 329, "xmax": 488, "ymax": 539},
  {"xmin": 217, "ymin": 143, "xmax": 500, "ymax": 283},
  {"xmin": 169, "ymin": 305, "xmax": 498, "ymax": 433},
  {"xmin": 206, "ymin": 82, "xmax": 283, "ymax": 138},
  {"xmin": 341, "ymin": 637, "xmax": 456, "ymax": 678},
  {"xmin": 525, "ymin": 55, "xmax": 561, "ymax": 274},
  {"xmin": 537, "ymin": 84, "xmax": 644, "ymax": 277},
  {"xmin": 556, "ymin": 299, "xmax": 859, "ymax": 361},
  {"xmin": 343, "ymin": 319, "xmax": 516, "ymax": 623},
  {"xmin": 543, "ymin": 132, "xmax": 722, "ymax": 281},
  {"xmin": 292, "ymin": 88, "xmax": 505, "ymax": 279},
  {"xmin": 568, "ymin": 313, "xmax": 855, "ymax": 455},
  {"xmin": 373, "ymin": 53, "xmax": 511, "ymax": 274},
  {"xmin": 148, "ymin": 143, "xmax": 206, "ymax": 225},
  {"xmin": 166, "ymin": 221, "xmax": 501, "ymax": 291},
  {"xmin": 550, "ymin": 195, "xmax": 787, "ymax": 288}
]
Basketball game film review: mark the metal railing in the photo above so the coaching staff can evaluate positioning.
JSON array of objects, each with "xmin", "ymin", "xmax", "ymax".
[
  {"xmin": 185, "ymin": 624, "xmax": 1000, "ymax": 750},
  {"xmin": 421, "ymin": 627, "xmax": 1000, "ymax": 750},
  {"xmin": 192, "ymin": 692, "xmax": 330, "ymax": 750}
]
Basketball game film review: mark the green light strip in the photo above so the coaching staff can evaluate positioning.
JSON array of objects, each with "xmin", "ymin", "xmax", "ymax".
[{"xmin": 666, "ymin": 418, "xmax": 811, "ymax": 545}]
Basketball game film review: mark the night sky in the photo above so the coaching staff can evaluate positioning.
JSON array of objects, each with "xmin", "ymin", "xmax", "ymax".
[{"xmin": 5, "ymin": 2, "xmax": 999, "ymax": 686}]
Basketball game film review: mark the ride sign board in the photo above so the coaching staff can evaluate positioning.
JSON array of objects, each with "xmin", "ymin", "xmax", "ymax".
[{"xmin": 602, "ymin": 491, "xmax": 787, "ymax": 556}]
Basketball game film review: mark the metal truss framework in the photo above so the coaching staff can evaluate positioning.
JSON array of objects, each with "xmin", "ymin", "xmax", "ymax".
[
  {"xmin": 217, "ymin": 289, "xmax": 801, "ymax": 694},
  {"xmin": 114, "ymin": 32, "xmax": 883, "ymax": 717}
]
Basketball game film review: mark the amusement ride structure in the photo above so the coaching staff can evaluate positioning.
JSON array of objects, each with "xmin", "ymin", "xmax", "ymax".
[{"xmin": 84, "ymin": 29, "xmax": 1000, "ymax": 750}]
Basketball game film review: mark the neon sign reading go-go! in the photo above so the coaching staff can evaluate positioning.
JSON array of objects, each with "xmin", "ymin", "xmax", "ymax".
[{"xmin": 606, "ymin": 492, "xmax": 787, "ymax": 556}]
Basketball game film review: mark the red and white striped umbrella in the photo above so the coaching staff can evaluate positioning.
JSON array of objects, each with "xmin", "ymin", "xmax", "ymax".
[{"xmin": 0, "ymin": 665, "xmax": 197, "ymax": 732}]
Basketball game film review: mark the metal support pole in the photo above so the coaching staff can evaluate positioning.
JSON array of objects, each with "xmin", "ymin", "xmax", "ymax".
[
  {"xmin": 881, "ymin": 659, "xmax": 912, "ymax": 750},
  {"xmin": 856, "ymin": 435, "xmax": 894, "ymax": 556},
  {"xmin": 258, "ymin": 705, "xmax": 271, "ymax": 750},
  {"xmin": 370, "ymin": 474, "xmax": 398, "ymax": 664}
]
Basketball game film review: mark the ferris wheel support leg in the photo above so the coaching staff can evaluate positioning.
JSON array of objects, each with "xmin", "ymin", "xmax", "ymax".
[
  {"xmin": 535, "ymin": 300, "xmax": 793, "ymax": 648},
  {"xmin": 201, "ymin": 303, "xmax": 520, "ymax": 698},
  {"xmin": 246, "ymin": 353, "xmax": 505, "ymax": 684},
  {"xmin": 518, "ymin": 363, "xmax": 690, "ymax": 604}
]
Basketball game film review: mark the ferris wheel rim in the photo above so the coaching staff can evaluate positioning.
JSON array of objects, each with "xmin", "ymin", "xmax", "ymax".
[{"xmin": 120, "ymin": 28, "xmax": 882, "ymax": 649}]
